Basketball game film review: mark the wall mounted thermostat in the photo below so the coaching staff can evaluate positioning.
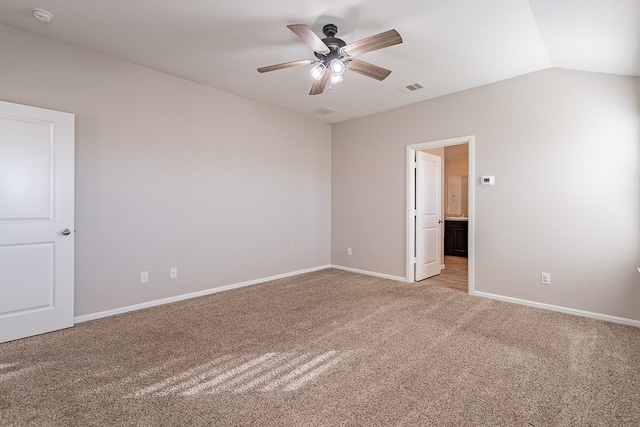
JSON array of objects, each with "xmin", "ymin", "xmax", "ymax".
[{"xmin": 480, "ymin": 176, "xmax": 495, "ymax": 185}]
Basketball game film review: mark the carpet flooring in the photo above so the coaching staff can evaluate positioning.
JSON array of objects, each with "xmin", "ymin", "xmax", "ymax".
[{"xmin": 1, "ymin": 268, "xmax": 639, "ymax": 426}]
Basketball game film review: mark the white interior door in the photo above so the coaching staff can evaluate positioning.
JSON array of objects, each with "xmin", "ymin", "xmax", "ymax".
[
  {"xmin": 415, "ymin": 151, "xmax": 442, "ymax": 281},
  {"xmin": 0, "ymin": 100, "xmax": 75, "ymax": 343}
]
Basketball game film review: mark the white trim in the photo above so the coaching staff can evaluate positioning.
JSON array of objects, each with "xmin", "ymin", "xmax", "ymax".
[
  {"xmin": 471, "ymin": 290, "xmax": 640, "ymax": 328},
  {"xmin": 406, "ymin": 136, "xmax": 475, "ymax": 291},
  {"xmin": 74, "ymin": 265, "xmax": 331, "ymax": 324},
  {"xmin": 74, "ymin": 262, "xmax": 640, "ymax": 328},
  {"xmin": 331, "ymin": 265, "xmax": 406, "ymax": 282}
]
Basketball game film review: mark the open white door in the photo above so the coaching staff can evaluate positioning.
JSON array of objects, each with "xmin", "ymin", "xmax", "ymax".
[
  {"xmin": 415, "ymin": 151, "xmax": 442, "ymax": 281},
  {"xmin": 0, "ymin": 100, "xmax": 75, "ymax": 343}
]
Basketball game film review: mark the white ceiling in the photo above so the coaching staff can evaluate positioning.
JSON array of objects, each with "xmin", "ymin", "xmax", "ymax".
[{"xmin": 0, "ymin": 0, "xmax": 638, "ymax": 123}]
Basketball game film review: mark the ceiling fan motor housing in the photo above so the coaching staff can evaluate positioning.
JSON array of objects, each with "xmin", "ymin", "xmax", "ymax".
[{"xmin": 315, "ymin": 24, "xmax": 347, "ymax": 63}]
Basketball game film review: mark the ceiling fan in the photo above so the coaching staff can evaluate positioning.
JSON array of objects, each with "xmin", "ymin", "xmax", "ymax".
[{"xmin": 258, "ymin": 24, "xmax": 402, "ymax": 95}]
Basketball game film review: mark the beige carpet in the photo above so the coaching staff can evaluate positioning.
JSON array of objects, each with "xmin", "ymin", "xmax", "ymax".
[{"xmin": 1, "ymin": 269, "xmax": 639, "ymax": 426}]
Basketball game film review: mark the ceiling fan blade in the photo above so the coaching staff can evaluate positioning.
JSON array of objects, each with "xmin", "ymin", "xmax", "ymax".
[
  {"xmin": 309, "ymin": 70, "xmax": 330, "ymax": 95},
  {"xmin": 258, "ymin": 59, "xmax": 314, "ymax": 73},
  {"xmin": 342, "ymin": 29, "xmax": 402, "ymax": 57},
  {"xmin": 346, "ymin": 59, "xmax": 392, "ymax": 81},
  {"xmin": 287, "ymin": 24, "xmax": 330, "ymax": 54}
]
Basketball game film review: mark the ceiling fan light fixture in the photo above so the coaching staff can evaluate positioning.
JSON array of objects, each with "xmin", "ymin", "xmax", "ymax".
[
  {"xmin": 330, "ymin": 73, "xmax": 343, "ymax": 85},
  {"xmin": 329, "ymin": 59, "xmax": 346, "ymax": 76},
  {"xmin": 310, "ymin": 62, "xmax": 326, "ymax": 80}
]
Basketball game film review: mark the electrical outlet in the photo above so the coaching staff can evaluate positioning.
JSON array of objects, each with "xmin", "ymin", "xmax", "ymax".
[
  {"xmin": 140, "ymin": 271, "xmax": 149, "ymax": 284},
  {"xmin": 170, "ymin": 267, "xmax": 177, "ymax": 279},
  {"xmin": 347, "ymin": 248, "xmax": 352, "ymax": 256},
  {"xmin": 541, "ymin": 272, "xmax": 551, "ymax": 285}
]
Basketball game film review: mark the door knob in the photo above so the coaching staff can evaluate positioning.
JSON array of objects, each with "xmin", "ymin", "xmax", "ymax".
[
  {"xmin": 438, "ymin": 219, "xmax": 443, "ymax": 224},
  {"xmin": 61, "ymin": 228, "xmax": 72, "ymax": 236}
]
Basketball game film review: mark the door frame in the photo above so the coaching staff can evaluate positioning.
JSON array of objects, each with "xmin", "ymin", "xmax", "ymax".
[{"xmin": 405, "ymin": 135, "xmax": 475, "ymax": 291}]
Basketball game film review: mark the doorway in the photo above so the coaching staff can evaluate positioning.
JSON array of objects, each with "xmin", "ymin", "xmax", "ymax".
[{"xmin": 405, "ymin": 136, "xmax": 474, "ymax": 292}]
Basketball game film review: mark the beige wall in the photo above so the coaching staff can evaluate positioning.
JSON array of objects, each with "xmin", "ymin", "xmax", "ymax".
[
  {"xmin": 332, "ymin": 68, "xmax": 640, "ymax": 320},
  {"xmin": 0, "ymin": 25, "xmax": 332, "ymax": 316},
  {"xmin": 445, "ymin": 157, "xmax": 468, "ymax": 176},
  {"xmin": 2, "ymin": 23, "xmax": 639, "ymax": 323}
]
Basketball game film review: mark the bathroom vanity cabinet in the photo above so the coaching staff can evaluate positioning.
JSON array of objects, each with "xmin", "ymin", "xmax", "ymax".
[{"xmin": 444, "ymin": 219, "xmax": 468, "ymax": 258}]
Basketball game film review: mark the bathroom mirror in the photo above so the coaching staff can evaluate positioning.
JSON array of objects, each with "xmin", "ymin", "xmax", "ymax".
[{"xmin": 446, "ymin": 175, "xmax": 467, "ymax": 216}]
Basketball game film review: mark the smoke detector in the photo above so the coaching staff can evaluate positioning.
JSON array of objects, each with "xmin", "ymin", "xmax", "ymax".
[{"xmin": 32, "ymin": 8, "xmax": 54, "ymax": 23}]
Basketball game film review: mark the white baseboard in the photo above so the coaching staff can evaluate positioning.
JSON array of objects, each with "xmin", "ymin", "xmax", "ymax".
[
  {"xmin": 74, "ymin": 265, "xmax": 332, "ymax": 324},
  {"xmin": 470, "ymin": 290, "xmax": 640, "ymax": 328},
  {"xmin": 330, "ymin": 265, "xmax": 406, "ymax": 282},
  {"xmin": 75, "ymin": 264, "xmax": 639, "ymax": 328}
]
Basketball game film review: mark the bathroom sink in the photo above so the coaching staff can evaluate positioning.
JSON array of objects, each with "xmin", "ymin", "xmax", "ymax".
[{"xmin": 445, "ymin": 216, "xmax": 468, "ymax": 221}]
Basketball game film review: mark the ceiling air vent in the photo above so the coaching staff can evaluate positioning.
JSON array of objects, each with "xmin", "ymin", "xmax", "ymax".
[
  {"xmin": 314, "ymin": 107, "xmax": 337, "ymax": 116},
  {"xmin": 398, "ymin": 82, "xmax": 426, "ymax": 94}
]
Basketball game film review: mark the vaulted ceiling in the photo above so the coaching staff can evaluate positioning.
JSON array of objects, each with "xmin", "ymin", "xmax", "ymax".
[{"xmin": 1, "ymin": 0, "xmax": 638, "ymax": 123}]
